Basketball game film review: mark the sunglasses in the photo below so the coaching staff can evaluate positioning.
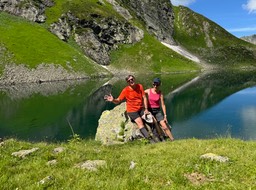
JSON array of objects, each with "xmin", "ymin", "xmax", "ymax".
[
  {"xmin": 127, "ymin": 78, "xmax": 134, "ymax": 83},
  {"xmin": 153, "ymin": 83, "xmax": 160, "ymax": 86}
]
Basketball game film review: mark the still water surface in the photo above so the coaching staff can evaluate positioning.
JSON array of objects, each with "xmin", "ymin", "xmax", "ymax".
[{"xmin": 0, "ymin": 70, "xmax": 256, "ymax": 142}]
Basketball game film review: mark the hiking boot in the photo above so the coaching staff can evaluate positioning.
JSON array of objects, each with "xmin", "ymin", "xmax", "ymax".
[
  {"xmin": 149, "ymin": 138, "xmax": 156, "ymax": 144},
  {"xmin": 153, "ymin": 136, "xmax": 161, "ymax": 143},
  {"xmin": 159, "ymin": 136, "xmax": 166, "ymax": 142}
]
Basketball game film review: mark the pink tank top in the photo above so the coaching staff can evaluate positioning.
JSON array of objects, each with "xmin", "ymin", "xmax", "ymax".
[{"xmin": 148, "ymin": 88, "xmax": 161, "ymax": 108}]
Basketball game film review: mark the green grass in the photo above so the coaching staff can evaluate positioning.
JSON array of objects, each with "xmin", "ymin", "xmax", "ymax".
[
  {"xmin": 1, "ymin": 138, "xmax": 256, "ymax": 189},
  {"xmin": 45, "ymin": 0, "xmax": 122, "ymax": 24},
  {"xmin": 110, "ymin": 33, "xmax": 200, "ymax": 73},
  {"xmin": 0, "ymin": 12, "xmax": 109, "ymax": 75}
]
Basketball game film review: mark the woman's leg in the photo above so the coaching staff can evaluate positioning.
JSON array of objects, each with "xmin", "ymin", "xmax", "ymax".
[{"xmin": 159, "ymin": 120, "xmax": 174, "ymax": 141}]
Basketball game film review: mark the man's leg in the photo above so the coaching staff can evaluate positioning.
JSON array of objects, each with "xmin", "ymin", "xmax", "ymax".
[{"xmin": 134, "ymin": 117, "xmax": 150, "ymax": 138}]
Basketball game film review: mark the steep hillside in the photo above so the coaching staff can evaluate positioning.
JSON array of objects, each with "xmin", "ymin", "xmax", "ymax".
[
  {"xmin": 0, "ymin": 12, "xmax": 110, "ymax": 84},
  {"xmin": 173, "ymin": 6, "xmax": 256, "ymax": 67}
]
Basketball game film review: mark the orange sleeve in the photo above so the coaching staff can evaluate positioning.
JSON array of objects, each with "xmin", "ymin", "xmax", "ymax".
[{"xmin": 118, "ymin": 87, "xmax": 127, "ymax": 101}]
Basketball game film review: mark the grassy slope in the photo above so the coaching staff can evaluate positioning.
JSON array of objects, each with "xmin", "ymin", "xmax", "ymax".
[
  {"xmin": 110, "ymin": 33, "xmax": 200, "ymax": 73},
  {"xmin": 0, "ymin": 12, "xmax": 109, "ymax": 76},
  {"xmin": 1, "ymin": 138, "xmax": 256, "ymax": 189},
  {"xmin": 173, "ymin": 6, "xmax": 256, "ymax": 67},
  {"xmin": 45, "ymin": 0, "xmax": 121, "ymax": 24}
]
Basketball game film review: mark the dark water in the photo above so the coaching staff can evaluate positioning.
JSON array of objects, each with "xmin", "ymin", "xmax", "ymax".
[{"xmin": 0, "ymin": 70, "xmax": 256, "ymax": 142}]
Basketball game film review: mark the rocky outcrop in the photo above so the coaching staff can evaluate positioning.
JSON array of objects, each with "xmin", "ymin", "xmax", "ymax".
[
  {"xmin": 0, "ymin": 63, "xmax": 88, "ymax": 85},
  {"xmin": 50, "ymin": 12, "xmax": 144, "ymax": 65},
  {"xmin": 106, "ymin": 0, "xmax": 132, "ymax": 20},
  {"xmin": 95, "ymin": 102, "xmax": 143, "ymax": 145},
  {"xmin": 48, "ymin": 0, "xmax": 175, "ymax": 65},
  {"xmin": 241, "ymin": 34, "xmax": 256, "ymax": 45},
  {"xmin": 119, "ymin": 0, "xmax": 175, "ymax": 45},
  {"xmin": 0, "ymin": 0, "xmax": 54, "ymax": 23}
]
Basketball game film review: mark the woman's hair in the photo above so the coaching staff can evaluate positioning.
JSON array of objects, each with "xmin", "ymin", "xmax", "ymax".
[{"xmin": 125, "ymin": 75, "xmax": 135, "ymax": 81}]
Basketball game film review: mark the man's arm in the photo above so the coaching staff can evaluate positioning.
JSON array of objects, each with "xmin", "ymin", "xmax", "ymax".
[
  {"xmin": 104, "ymin": 94, "xmax": 121, "ymax": 104},
  {"xmin": 143, "ymin": 94, "xmax": 149, "ymax": 114}
]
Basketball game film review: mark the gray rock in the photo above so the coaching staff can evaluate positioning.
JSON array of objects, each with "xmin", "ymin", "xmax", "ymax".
[
  {"xmin": 0, "ymin": 63, "xmax": 88, "ymax": 85},
  {"xmin": 106, "ymin": 0, "xmax": 133, "ymax": 20},
  {"xmin": 53, "ymin": 147, "xmax": 65, "ymax": 154},
  {"xmin": 95, "ymin": 102, "xmax": 144, "ymax": 145},
  {"xmin": 11, "ymin": 147, "xmax": 39, "ymax": 158},
  {"xmin": 39, "ymin": 176, "xmax": 54, "ymax": 184},
  {"xmin": 200, "ymin": 153, "xmax": 229, "ymax": 162},
  {"xmin": 120, "ymin": 0, "xmax": 175, "ymax": 44},
  {"xmin": 75, "ymin": 160, "xmax": 106, "ymax": 171},
  {"xmin": 47, "ymin": 159, "xmax": 57, "ymax": 166}
]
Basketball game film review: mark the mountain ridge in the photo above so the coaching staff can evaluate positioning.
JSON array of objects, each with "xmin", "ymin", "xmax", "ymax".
[
  {"xmin": 0, "ymin": 0, "xmax": 256, "ymax": 84},
  {"xmin": 241, "ymin": 34, "xmax": 256, "ymax": 45}
]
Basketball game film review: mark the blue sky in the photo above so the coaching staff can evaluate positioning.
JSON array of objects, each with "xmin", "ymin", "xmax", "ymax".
[{"xmin": 171, "ymin": 0, "xmax": 256, "ymax": 38}]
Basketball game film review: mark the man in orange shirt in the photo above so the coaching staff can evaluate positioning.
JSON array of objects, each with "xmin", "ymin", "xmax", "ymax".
[{"xmin": 104, "ymin": 75, "xmax": 152, "ymax": 141}]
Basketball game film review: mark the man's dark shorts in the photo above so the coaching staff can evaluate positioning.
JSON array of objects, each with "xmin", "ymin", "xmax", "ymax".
[
  {"xmin": 149, "ymin": 108, "xmax": 164, "ymax": 122},
  {"xmin": 127, "ymin": 109, "xmax": 145, "ymax": 122}
]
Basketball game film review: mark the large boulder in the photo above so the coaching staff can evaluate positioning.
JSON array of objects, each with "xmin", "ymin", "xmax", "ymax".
[{"xmin": 96, "ymin": 102, "xmax": 143, "ymax": 145}]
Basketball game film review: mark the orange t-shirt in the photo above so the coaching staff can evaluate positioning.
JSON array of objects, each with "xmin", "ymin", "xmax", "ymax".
[{"xmin": 118, "ymin": 84, "xmax": 145, "ymax": 112}]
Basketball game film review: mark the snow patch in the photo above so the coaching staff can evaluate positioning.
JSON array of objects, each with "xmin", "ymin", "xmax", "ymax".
[{"xmin": 161, "ymin": 42, "xmax": 200, "ymax": 63}]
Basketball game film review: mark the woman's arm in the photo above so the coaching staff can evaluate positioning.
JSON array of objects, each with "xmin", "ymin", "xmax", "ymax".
[{"xmin": 160, "ymin": 94, "xmax": 167, "ymax": 120}]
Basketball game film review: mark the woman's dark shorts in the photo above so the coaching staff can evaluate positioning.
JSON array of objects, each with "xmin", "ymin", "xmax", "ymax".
[
  {"xmin": 149, "ymin": 108, "xmax": 164, "ymax": 122},
  {"xmin": 127, "ymin": 109, "xmax": 144, "ymax": 122}
]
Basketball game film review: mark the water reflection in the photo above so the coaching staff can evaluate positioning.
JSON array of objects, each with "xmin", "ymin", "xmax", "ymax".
[
  {"xmin": 0, "ymin": 79, "xmax": 110, "ymax": 142},
  {"xmin": 166, "ymin": 70, "xmax": 256, "ymax": 140},
  {"xmin": 0, "ymin": 70, "xmax": 256, "ymax": 142}
]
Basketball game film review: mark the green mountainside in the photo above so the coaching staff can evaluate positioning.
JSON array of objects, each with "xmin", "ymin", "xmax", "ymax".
[
  {"xmin": 0, "ymin": 0, "xmax": 256, "ymax": 83},
  {"xmin": 0, "ymin": 12, "xmax": 102, "ymax": 73},
  {"xmin": 173, "ymin": 6, "xmax": 256, "ymax": 67}
]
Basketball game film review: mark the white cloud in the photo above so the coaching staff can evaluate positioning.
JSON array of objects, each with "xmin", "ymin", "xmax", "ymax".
[
  {"xmin": 242, "ymin": 0, "xmax": 256, "ymax": 13},
  {"xmin": 171, "ymin": 0, "xmax": 196, "ymax": 6},
  {"xmin": 228, "ymin": 26, "xmax": 256, "ymax": 32}
]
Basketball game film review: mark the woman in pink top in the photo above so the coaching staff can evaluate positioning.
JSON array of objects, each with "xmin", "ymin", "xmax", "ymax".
[{"xmin": 145, "ymin": 78, "xmax": 174, "ymax": 141}]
